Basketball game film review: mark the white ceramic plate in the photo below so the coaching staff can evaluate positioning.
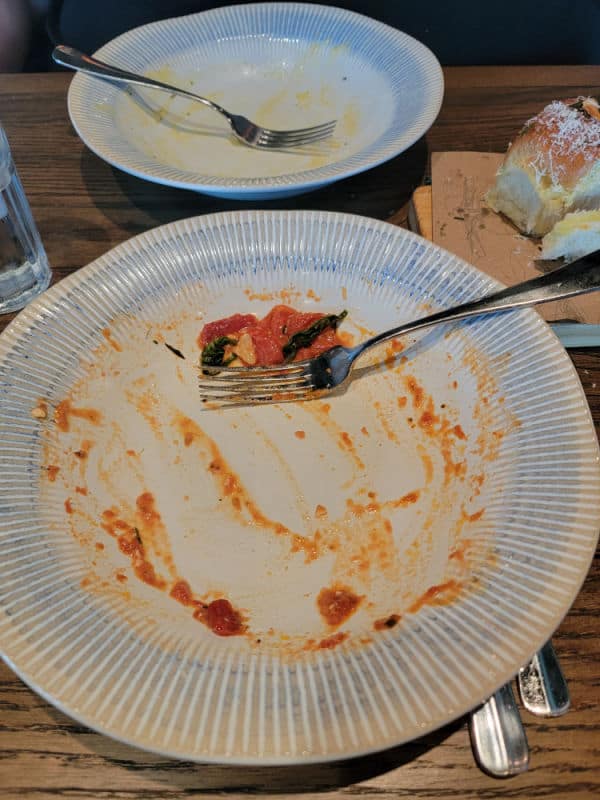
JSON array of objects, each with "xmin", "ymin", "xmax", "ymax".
[
  {"xmin": 66, "ymin": 3, "xmax": 443, "ymax": 199},
  {"xmin": 1, "ymin": 210, "xmax": 599, "ymax": 765}
]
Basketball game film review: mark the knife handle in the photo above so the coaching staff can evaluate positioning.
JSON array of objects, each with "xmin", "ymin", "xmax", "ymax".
[
  {"xmin": 469, "ymin": 683, "xmax": 529, "ymax": 778},
  {"xmin": 518, "ymin": 640, "xmax": 570, "ymax": 717}
]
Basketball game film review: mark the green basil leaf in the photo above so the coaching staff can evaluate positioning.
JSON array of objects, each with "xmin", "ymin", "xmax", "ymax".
[
  {"xmin": 201, "ymin": 336, "xmax": 238, "ymax": 366},
  {"xmin": 282, "ymin": 311, "xmax": 347, "ymax": 362}
]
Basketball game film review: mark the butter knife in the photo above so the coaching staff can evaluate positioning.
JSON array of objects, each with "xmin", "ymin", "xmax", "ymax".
[{"xmin": 468, "ymin": 682, "xmax": 529, "ymax": 778}]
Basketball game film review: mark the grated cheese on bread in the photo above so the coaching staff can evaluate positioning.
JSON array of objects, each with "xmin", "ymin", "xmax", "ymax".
[{"xmin": 486, "ymin": 97, "xmax": 600, "ymax": 240}]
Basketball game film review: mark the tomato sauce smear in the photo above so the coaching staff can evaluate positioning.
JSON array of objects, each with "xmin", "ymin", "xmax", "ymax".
[
  {"xmin": 198, "ymin": 304, "xmax": 346, "ymax": 366},
  {"xmin": 195, "ymin": 598, "xmax": 245, "ymax": 637},
  {"xmin": 169, "ymin": 579, "xmax": 245, "ymax": 637}
]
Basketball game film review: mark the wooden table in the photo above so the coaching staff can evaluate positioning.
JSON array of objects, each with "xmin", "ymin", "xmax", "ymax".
[{"xmin": 1, "ymin": 66, "xmax": 599, "ymax": 800}]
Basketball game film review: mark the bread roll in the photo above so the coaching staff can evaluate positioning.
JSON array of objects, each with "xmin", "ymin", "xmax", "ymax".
[
  {"xmin": 486, "ymin": 97, "xmax": 600, "ymax": 237},
  {"xmin": 541, "ymin": 209, "xmax": 600, "ymax": 261}
]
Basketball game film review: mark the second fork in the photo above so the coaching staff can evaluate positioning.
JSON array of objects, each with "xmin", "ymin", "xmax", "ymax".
[{"xmin": 52, "ymin": 45, "xmax": 337, "ymax": 149}]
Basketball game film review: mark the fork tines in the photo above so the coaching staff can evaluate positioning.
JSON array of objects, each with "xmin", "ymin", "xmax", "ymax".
[
  {"xmin": 198, "ymin": 362, "xmax": 315, "ymax": 406},
  {"xmin": 257, "ymin": 120, "xmax": 337, "ymax": 148}
]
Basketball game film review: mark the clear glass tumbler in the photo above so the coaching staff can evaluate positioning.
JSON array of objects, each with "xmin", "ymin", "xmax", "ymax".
[{"xmin": 0, "ymin": 125, "xmax": 51, "ymax": 313}]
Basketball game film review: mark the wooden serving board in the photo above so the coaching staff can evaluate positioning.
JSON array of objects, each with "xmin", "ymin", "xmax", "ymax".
[{"xmin": 408, "ymin": 152, "xmax": 600, "ymax": 346}]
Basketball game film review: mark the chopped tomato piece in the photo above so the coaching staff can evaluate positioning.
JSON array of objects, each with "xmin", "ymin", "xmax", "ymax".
[
  {"xmin": 246, "ymin": 324, "xmax": 285, "ymax": 365},
  {"xmin": 198, "ymin": 304, "xmax": 347, "ymax": 366},
  {"xmin": 198, "ymin": 313, "xmax": 256, "ymax": 347}
]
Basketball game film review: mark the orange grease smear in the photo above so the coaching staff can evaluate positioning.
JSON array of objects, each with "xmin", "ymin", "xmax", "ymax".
[
  {"xmin": 174, "ymin": 413, "xmax": 308, "ymax": 550},
  {"xmin": 406, "ymin": 376, "xmax": 424, "ymax": 408},
  {"xmin": 102, "ymin": 328, "xmax": 123, "ymax": 352},
  {"xmin": 318, "ymin": 631, "xmax": 348, "ymax": 650},
  {"xmin": 46, "ymin": 465, "xmax": 60, "ymax": 482},
  {"xmin": 74, "ymin": 440, "xmax": 93, "ymax": 459},
  {"xmin": 408, "ymin": 579, "xmax": 463, "ymax": 614},
  {"xmin": 55, "ymin": 399, "xmax": 102, "ymax": 432},
  {"xmin": 101, "ymin": 503, "xmax": 167, "ymax": 590}
]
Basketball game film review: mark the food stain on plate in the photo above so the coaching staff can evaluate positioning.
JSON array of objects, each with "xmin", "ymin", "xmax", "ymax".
[
  {"xmin": 36, "ymin": 292, "xmax": 513, "ymax": 657},
  {"xmin": 113, "ymin": 41, "xmax": 389, "ymax": 179}
]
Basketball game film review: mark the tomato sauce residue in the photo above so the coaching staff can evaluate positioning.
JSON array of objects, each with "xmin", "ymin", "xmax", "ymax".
[
  {"xmin": 100, "ymin": 490, "xmax": 246, "ymax": 638},
  {"xmin": 101, "ymin": 506, "xmax": 167, "ymax": 590},
  {"xmin": 45, "ymin": 465, "xmax": 60, "ymax": 482},
  {"xmin": 243, "ymin": 287, "xmax": 302, "ymax": 304},
  {"xmin": 294, "ymin": 430, "xmax": 306, "ymax": 439},
  {"xmin": 137, "ymin": 491, "xmax": 160, "ymax": 526},
  {"xmin": 404, "ymin": 380, "xmax": 470, "ymax": 488},
  {"xmin": 317, "ymin": 585, "xmax": 362, "ymax": 627},
  {"xmin": 198, "ymin": 305, "xmax": 346, "ymax": 366},
  {"xmin": 449, "ymin": 538, "xmax": 473, "ymax": 567},
  {"xmin": 197, "ymin": 598, "xmax": 245, "ymax": 637},
  {"xmin": 64, "ymin": 498, "xmax": 73, "ymax": 514},
  {"xmin": 74, "ymin": 440, "xmax": 93, "ymax": 459},
  {"xmin": 347, "ymin": 490, "xmax": 419, "ymax": 517},
  {"xmin": 169, "ymin": 580, "xmax": 246, "ymax": 637},
  {"xmin": 384, "ymin": 339, "xmax": 404, "ymax": 368},
  {"xmin": 102, "ymin": 328, "xmax": 123, "ymax": 352},
  {"xmin": 170, "ymin": 579, "xmax": 194, "ymax": 605},
  {"xmin": 174, "ymin": 412, "xmax": 298, "ymax": 545},
  {"xmin": 339, "ymin": 431, "xmax": 353, "ymax": 449},
  {"xmin": 407, "ymin": 579, "xmax": 463, "ymax": 614},
  {"xmin": 406, "ymin": 376, "xmax": 424, "ymax": 408},
  {"xmin": 318, "ymin": 632, "xmax": 348, "ymax": 650},
  {"xmin": 374, "ymin": 614, "xmax": 401, "ymax": 631},
  {"xmin": 54, "ymin": 399, "xmax": 102, "ymax": 432}
]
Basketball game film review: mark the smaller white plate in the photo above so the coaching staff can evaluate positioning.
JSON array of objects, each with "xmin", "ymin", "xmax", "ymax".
[{"xmin": 66, "ymin": 2, "xmax": 443, "ymax": 199}]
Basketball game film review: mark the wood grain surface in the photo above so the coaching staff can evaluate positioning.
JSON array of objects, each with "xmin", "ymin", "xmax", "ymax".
[{"xmin": 0, "ymin": 65, "xmax": 599, "ymax": 800}]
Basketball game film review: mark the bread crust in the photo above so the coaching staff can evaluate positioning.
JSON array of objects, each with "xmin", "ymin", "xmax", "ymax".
[{"xmin": 486, "ymin": 97, "xmax": 600, "ymax": 237}]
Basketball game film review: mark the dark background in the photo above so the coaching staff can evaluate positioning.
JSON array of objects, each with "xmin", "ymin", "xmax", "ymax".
[{"xmin": 22, "ymin": 0, "xmax": 600, "ymax": 70}]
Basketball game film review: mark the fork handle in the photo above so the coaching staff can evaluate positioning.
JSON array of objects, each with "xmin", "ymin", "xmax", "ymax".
[
  {"xmin": 359, "ymin": 249, "xmax": 600, "ymax": 354},
  {"xmin": 52, "ymin": 45, "xmax": 230, "ymax": 120}
]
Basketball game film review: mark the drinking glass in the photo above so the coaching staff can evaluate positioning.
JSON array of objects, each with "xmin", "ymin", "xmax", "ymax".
[{"xmin": 0, "ymin": 125, "xmax": 51, "ymax": 313}]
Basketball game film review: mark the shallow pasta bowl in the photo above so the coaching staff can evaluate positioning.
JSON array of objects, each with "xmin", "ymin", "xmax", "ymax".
[
  {"xmin": 0, "ymin": 210, "xmax": 599, "ymax": 764},
  {"xmin": 65, "ymin": 2, "xmax": 444, "ymax": 199}
]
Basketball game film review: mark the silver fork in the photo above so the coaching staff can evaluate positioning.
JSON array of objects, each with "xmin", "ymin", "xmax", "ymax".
[
  {"xmin": 52, "ymin": 45, "xmax": 337, "ymax": 149},
  {"xmin": 198, "ymin": 250, "xmax": 600, "ymax": 406}
]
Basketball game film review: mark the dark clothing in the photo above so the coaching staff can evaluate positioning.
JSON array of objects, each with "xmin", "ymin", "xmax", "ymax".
[{"xmin": 48, "ymin": 1, "xmax": 600, "ymax": 67}]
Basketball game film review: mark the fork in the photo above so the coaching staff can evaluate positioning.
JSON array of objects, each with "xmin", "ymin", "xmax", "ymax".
[
  {"xmin": 198, "ymin": 249, "xmax": 600, "ymax": 406},
  {"xmin": 52, "ymin": 45, "xmax": 337, "ymax": 149}
]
